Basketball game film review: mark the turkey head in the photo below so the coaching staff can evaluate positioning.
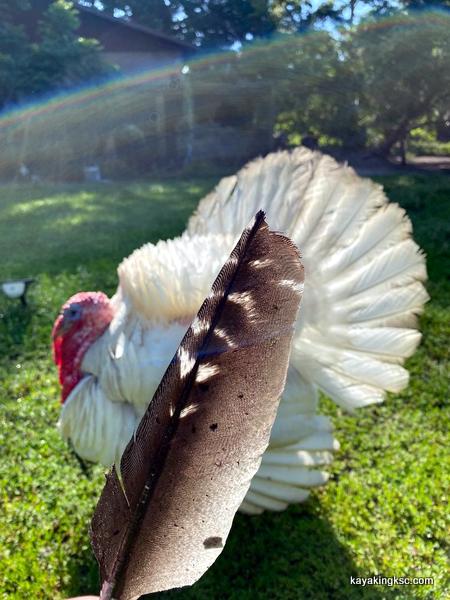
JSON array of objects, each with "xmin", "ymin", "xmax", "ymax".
[{"xmin": 52, "ymin": 291, "xmax": 114, "ymax": 403}]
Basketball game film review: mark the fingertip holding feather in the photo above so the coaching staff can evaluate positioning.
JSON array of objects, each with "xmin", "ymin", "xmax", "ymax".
[{"xmin": 90, "ymin": 213, "xmax": 304, "ymax": 599}]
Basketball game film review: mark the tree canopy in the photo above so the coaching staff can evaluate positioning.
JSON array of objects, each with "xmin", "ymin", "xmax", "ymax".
[
  {"xmin": 0, "ymin": 0, "xmax": 107, "ymax": 109},
  {"xmin": 80, "ymin": 0, "xmax": 355, "ymax": 48},
  {"xmin": 348, "ymin": 11, "xmax": 450, "ymax": 155},
  {"xmin": 77, "ymin": 0, "xmax": 450, "ymax": 47},
  {"xmin": 185, "ymin": 7, "xmax": 450, "ymax": 157}
]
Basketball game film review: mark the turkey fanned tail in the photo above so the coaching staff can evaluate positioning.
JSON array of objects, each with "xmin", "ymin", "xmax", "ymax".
[
  {"xmin": 59, "ymin": 148, "xmax": 427, "ymax": 514},
  {"xmin": 187, "ymin": 148, "xmax": 428, "ymax": 512}
]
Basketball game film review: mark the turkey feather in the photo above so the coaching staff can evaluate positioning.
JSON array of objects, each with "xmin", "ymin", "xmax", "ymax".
[
  {"xmin": 257, "ymin": 464, "xmax": 329, "ymax": 487},
  {"xmin": 244, "ymin": 490, "xmax": 289, "ymax": 512},
  {"xmin": 321, "ymin": 204, "xmax": 412, "ymax": 276},
  {"xmin": 249, "ymin": 478, "xmax": 311, "ymax": 502},
  {"xmin": 261, "ymin": 450, "xmax": 334, "ymax": 467},
  {"xmin": 59, "ymin": 377, "xmax": 137, "ymax": 466},
  {"xmin": 269, "ymin": 414, "xmax": 332, "ymax": 447},
  {"xmin": 283, "ymin": 433, "xmax": 340, "ymax": 452},
  {"xmin": 335, "ymin": 282, "xmax": 429, "ymax": 324},
  {"xmin": 90, "ymin": 213, "xmax": 304, "ymax": 598},
  {"xmin": 239, "ymin": 500, "xmax": 264, "ymax": 515},
  {"xmin": 329, "ymin": 240, "xmax": 426, "ymax": 300},
  {"xmin": 187, "ymin": 148, "xmax": 427, "ymax": 423}
]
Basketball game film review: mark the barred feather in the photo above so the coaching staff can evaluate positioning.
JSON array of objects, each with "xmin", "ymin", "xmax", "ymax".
[{"xmin": 90, "ymin": 214, "xmax": 304, "ymax": 598}]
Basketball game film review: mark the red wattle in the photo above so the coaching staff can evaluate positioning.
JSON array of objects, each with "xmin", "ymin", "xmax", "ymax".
[{"xmin": 52, "ymin": 291, "xmax": 114, "ymax": 404}]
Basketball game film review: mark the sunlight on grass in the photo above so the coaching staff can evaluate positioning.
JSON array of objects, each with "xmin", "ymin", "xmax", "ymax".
[
  {"xmin": 5, "ymin": 192, "xmax": 97, "ymax": 216},
  {"xmin": 0, "ymin": 180, "xmax": 215, "ymax": 281},
  {"xmin": 0, "ymin": 174, "xmax": 448, "ymax": 599}
]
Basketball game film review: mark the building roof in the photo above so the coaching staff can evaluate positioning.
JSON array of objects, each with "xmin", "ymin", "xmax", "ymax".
[{"xmin": 77, "ymin": 4, "xmax": 195, "ymax": 53}]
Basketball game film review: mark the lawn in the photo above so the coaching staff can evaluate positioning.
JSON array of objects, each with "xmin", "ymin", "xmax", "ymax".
[{"xmin": 0, "ymin": 174, "xmax": 448, "ymax": 600}]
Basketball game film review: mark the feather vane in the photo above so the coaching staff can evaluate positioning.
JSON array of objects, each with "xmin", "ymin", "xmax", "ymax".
[{"xmin": 90, "ymin": 212, "xmax": 304, "ymax": 599}]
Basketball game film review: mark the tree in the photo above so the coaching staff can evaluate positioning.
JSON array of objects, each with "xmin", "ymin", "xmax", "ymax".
[
  {"xmin": 86, "ymin": 0, "xmax": 277, "ymax": 47},
  {"xmin": 209, "ymin": 7, "xmax": 450, "ymax": 157},
  {"xmin": 78, "ymin": 1, "xmax": 355, "ymax": 48},
  {"xmin": 179, "ymin": 0, "xmax": 277, "ymax": 47},
  {"xmin": 264, "ymin": 32, "xmax": 363, "ymax": 150},
  {"xmin": 348, "ymin": 11, "xmax": 450, "ymax": 157},
  {"xmin": 396, "ymin": 0, "xmax": 450, "ymax": 8},
  {"xmin": 0, "ymin": 1, "xmax": 107, "ymax": 109},
  {"xmin": 270, "ymin": 0, "xmax": 345, "ymax": 32},
  {"xmin": 92, "ymin": 0, "xmax": 178, "ymax": 33}
]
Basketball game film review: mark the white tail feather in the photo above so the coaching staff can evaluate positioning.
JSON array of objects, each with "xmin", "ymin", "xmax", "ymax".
[
  {"xmin": 335, "ymin": 281, "xmax": 429, "ymax": 325},
  {"xmin": 244, "ymin": 490, "xmax": 289, "ymax": 512},
  {"xmin": 257, "ymin": 464, "xmax": 329, "ymax": 487},
  {"xmin": 239, "ymin": 500, "xmax": 264, "ymax": 515},
  {"xmin": 250, "ymin": 478, "xmax": 311, "ymax": 502},
  {"xmin": 322, "ymin": 203, "xmax": 412, "ymax": 276},
  {"xmin": 269, "ymin": 414, "xmax": 332, "ymax": 448},
  {"xmin": 329, "ymin": 239, "xmax": 426, "ymax": 300},
  {"xmin": 262, "ymin": 450, "xmax": 334, "ymax": 467}
]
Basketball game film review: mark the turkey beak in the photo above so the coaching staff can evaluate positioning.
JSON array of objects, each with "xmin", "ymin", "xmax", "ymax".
[
  {"xmin": 51, "ymin": 313, "xmax": 70, "ymax": 341},
  {"xmin": 52, "ymin": 315, "xmax": 61, "ymax": 340}
]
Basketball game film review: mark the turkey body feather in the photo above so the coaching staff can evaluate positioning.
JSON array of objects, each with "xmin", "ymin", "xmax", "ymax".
[{"xmin": 58, "ymin": 148, "xmax": 428, "ymax": 513}]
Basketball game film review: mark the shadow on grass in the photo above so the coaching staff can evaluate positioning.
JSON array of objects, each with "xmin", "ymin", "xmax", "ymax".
[
  {"xmin": 0, "ymin": 300, "xmax": 33, "ymax": 360},
  {"xmin": 65, "ymin": 499, "xmax": 397, "ymax": 600}
]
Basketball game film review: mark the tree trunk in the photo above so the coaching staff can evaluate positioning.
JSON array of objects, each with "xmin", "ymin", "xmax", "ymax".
[
  {"xmin": 376, "ymin": 120, "xmax": 409, "ymax": 157},
  {"xmin": 399, "ymin": 136, "xmax": 407, "ymax": 166},
  {"xmin": 349, "ymin": 0, "xmax": 356, "ymax": 25}
]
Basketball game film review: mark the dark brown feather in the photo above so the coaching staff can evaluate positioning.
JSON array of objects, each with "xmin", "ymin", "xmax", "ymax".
[{"xmin": 90, "ymin": 211, "xmax": 304, "ymax": 600}]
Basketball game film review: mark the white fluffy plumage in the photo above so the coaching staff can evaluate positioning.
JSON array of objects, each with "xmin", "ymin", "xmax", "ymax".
[{"xmin": 59, "ymin": 148, "xmax": 428, "ymax": 513}]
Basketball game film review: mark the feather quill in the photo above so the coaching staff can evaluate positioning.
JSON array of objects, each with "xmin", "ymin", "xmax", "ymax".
[{"xmin": 90, "ymin": 212, "xmax": 304, "ymax": 599}]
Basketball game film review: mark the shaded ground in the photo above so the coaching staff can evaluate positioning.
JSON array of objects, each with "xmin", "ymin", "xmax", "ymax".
[
  {"xmin": 331, "ymin": 153, "xmax": 450, "ymax": 176},
  {"xmin": 402, "ymin": 155, "xmax": 450, "ymax": 172}
]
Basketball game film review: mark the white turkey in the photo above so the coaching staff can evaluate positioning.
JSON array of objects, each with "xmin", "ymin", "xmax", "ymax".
[{"xmin": 52, "ymin": 148, "xmax": 428, "ymax": 514}]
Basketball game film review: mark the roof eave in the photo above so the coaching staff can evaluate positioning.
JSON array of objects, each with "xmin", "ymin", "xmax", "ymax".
[{"xmin": 77, "ymin": 5, "xmax": 196, "ymax": 53}]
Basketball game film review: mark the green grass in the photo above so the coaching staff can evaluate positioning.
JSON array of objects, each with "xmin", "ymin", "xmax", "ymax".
[{"xmin": 0, "ymin": 174, "xmax": 449, "ymax": 600}]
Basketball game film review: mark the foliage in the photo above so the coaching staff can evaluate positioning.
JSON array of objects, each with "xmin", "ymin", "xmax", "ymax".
[
  {"xmin": 346, "ymin": 11, "xmax": 450, "ymax": 155},
  {"xmin": 0, "ymin": 1, "xmax": 108, "ymax": 109},
  {"xmin": 270, "ymin": 10, "xmax": 450, "ymax": 155},
  {"xmin": 79, "ymin": 0, "xmax": 353, "ymax": 48},
  {"xmin": 397, "ymin": 0, "xmax": 450, "ymax": 9},
  {"xmin": 268, "ymin": 33, "xmax": 363, "ymax": 149},
  {"xmin": 178, "ymin": 9, "xmax": 450, "ymax": 158},
  {"xmin": 408, "ymin": 126, "xmax": 450, "ymax": 156},
  {"xmin": 0, "ymin": 173, "xmax": 449, "ymax": 598},
  {"xmin": 80, "ymin": 0, "xmax": 275, "ymax": 47},
  {"xmin": 75, "ymin": 0, "xmax": 450, "ymax": 49}
]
